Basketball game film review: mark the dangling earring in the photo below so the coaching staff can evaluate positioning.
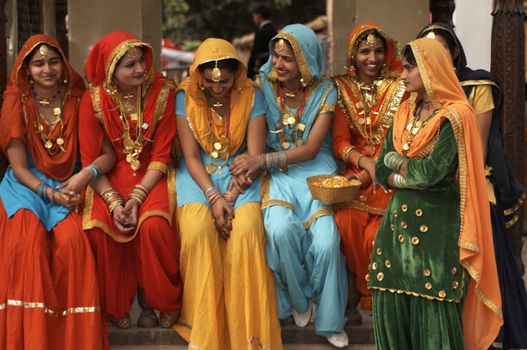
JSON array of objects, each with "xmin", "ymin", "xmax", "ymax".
[
  {"xmin": 199, "ymin": 84, "xmax": 205, "ymax": 91},
  {"xmin": 300, "ymin": 78, "xmax": 307, "ymax": 88}
]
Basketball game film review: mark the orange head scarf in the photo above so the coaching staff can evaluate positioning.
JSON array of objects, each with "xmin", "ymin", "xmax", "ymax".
[
  {"xmin": 0, "ymin": 34, "xmax": 85, "ymax": 180},
  {"xmin": 177, "ymin": 38, "xmax": 254, "ymax": 155},
  {"xmin": 393, "ymin": 38, "xmax": 502, "ymax": 350},
  {"xmin": 346, "ymin": 22, "xmax": 402, "ymax": 77}
]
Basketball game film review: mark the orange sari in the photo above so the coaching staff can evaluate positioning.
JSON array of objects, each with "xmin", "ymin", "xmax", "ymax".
[{"xmin": 332, "ymin": 23, "xmax": 405, "ymax": 308}]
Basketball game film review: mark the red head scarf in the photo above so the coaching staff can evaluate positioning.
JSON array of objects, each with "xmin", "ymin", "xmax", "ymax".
[{"xmin": 0, "ymin": 34, "xmax": 85, "ymax": 180}]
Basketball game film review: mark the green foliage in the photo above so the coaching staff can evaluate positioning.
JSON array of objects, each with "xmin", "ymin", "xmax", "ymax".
[{"xmin": 162, "ymin": 0, "xmax": 325, "ymax": 46}]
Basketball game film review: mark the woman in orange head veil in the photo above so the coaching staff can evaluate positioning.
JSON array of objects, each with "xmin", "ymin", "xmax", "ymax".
[
  {"xmin": 331, "ymin": 23, "xmax": 405, "ymax": 318},
  {"xmin": 0, "ymin": 34, "xmax": 108, "ymax": 349},
  {"xmin": 79, "ymin": 30, "xmax": 182, "ymax": 329},
  {"xmin": 368, "ymin": 38, "xmax": 501, "ymax": 350}
]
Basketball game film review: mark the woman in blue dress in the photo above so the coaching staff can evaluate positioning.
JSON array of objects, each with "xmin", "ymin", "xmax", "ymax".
[{"xmin": 235, "ymin": 24, "xmax": 348, "ymax": 347}]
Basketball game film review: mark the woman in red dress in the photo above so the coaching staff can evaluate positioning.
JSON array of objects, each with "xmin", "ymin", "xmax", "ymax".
[{"xmin": 79, "ymin": 30, "xmax": 182, "ymax": 329}]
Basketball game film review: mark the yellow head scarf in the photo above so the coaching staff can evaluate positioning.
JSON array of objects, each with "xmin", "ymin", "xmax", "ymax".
[
  {"xmin": 178, "ymin": 38, "xmax": 254, "ymax": 155},
  {"xmin": 393, "ymin": 38, "xmax": 502, "ymax": 350}
]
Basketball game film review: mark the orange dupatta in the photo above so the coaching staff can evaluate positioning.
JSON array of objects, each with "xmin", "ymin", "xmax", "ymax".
[
  {"xmin": 0, "ymin": 34, "xmax": 85, "ymax": 180},
  {"xmin": 178, "ymin": 38, "xmax": 254, "ymax": 156},
  {"xmin": 392, "ymin": 38, "xmax": 501, "ymax": 350}
]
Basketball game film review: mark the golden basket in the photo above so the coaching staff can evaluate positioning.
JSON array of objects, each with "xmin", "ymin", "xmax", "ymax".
[{"xmin": 307, "ymin": 175, "xmax": 361, "ymax": 205}]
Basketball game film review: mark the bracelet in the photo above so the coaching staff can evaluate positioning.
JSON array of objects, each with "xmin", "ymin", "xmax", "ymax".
[
  {"xmin": 355, "ymin": 154, "xmax": 365, "ymax": 169},
  {"xmin": 259, "ymin": 151, "xmax": 288, "ymax": 171},
  {"xmin": 108, "ymin": 198, "xmax": 125, "ymax": 214},
  {"xmin": 205, "ymin": 187, "xmax": 222, "ymax": 206},
  {"xmin": 85, "ymin": 164, "xmax": 102, "ymax": 181},
  {"xmin": 392, "ymin": 173, "xmax": 408, "ymax": 189},
  {"xmin": 36, "ymin": 182, "xmax": 52, "ymax": 202},
  {"xmin": 341, "ymin": 145, "xmax": 356, "ymax": 162},
  {"xmin": 128, "ymin": 184, "xmax": 149, "ymax": 205},
  {"xmin": 384, "ymin": 151, "xmax": 406, "ymax": 173}
]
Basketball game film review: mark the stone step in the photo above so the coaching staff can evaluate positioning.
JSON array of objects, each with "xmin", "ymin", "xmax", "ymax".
[{"xmin": 109, "ymin": 310, "xmax": 374, "ymax": 346}]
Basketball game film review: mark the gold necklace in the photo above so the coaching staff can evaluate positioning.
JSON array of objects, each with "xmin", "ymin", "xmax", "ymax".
[
  {"xmin": 114, "ymin": 85, "xmax": 147, "ymax": 172},
  {"xmin": 402, "ymin": 103, "xmax": 438, "ymax": 154},
  {"xmin": 34, "ymin": 106, "xmax": 66, "ymax": 155},
  {"xmin": 205, "ymin": 98, "xmax": 231, "ymax": 175}
]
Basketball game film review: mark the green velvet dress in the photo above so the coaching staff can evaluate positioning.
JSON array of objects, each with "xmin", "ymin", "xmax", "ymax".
[{"xmin": 369, "ymin": 119, "xmax": 466, "ymax": 350}]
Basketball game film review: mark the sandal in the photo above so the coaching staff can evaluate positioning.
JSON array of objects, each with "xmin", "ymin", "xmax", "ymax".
[
  {"xmin": 110, "ymin": 314, "xmax": 131, "ymax": 329},
  {"xmin": 159, "ymin": 310, "xmax": 180, "ymax": 328}
]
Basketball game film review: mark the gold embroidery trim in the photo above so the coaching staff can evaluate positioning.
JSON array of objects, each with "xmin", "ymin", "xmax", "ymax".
[
  {"xmin": 334, "ymin": 201, "xmax": 386, "ymax": 215},
  {"xmin": 105, "ymin": 40, "xmax": 153, "ymax": 90},
  {"xmin": 89, "ymin": 85, "xmax": 105, "ymax": 124},
  {"xmin": 303, "ymin": 208, "xmax": 333, "ymax": 228},
  {"xmin": 409, "ymin": 41, "xmax": 441, "ymax": 111},
  {"xmin": 505, "ymin": 215, "xmax": 519, "ymax": 228},
  {"xmin": 148, "ymin": 161, "xmax": 168, "ymax": 174},
  {"xmin": 0, "ymin": 299, "xmax": 100, "ymax": 316},
  {"xmin": 260, "ymin": 171, "xmax": 295, "ymax": 211},
  {"xmin": 503, "ymin": 192, "xmax": 526, "ymax": 216},
  {"xmin": 319, "ymin": 103, "xmax": 335, "ymax": 114},
  {"xmin": 368, "ymin": 286, "xmax": 461, "ymax": 303},
  {"xmin": 273, "ymin": 32, "xmax": 312, "ymax": 85},
  {"xmin": 149, "ymin": 80, "xmax": 175, "ymax": 139},
  {"xmin": 460, "ymin": 79, "xmax": 497, "ymax": 88}
]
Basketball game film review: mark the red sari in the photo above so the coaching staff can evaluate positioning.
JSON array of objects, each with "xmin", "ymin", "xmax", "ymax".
[
  {"xmin": 332, "ymin": 23, "xmax": 405, "ymax": 309},
  {"xmin": 0, "ymin": 34, "xmax": 108, "ymax": 349},
  {"xmin": 79, "ymin": 31, "xmax": 181, "ymax": 320}
]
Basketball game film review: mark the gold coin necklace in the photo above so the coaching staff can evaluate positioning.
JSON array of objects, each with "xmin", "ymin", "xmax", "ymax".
[
  {"xmin": 115, "ymin": 85, "xmax": 147, "ymax": 174},
  {"xmin": 206, "ymin": 94, "xmax": 231, "ymax": 175},
  {"xmin": 277, "ymin": 82, "xmax": 307, "ymax": 150},
  {"xmin": 32, "ymin": 91, "xmax": 66, "ymax": 155}
]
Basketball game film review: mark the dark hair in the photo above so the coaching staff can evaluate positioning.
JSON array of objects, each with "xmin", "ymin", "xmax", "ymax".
[
  {"xmin": 357, "ymin": 29, "xmax": 386, "ymax": 51},
  {"xmin": 252, "ymin": 3, "xmax": 271, "ymax": 19},
  {"xmin": 198, "ymin": 58, "xmax": 239, "ymax": 73},
  {"xmin": 401, "ymin": 44, "xmax": 417, "ymax": 66},
  {"xmin": 116, "ymin": 46, "xmax": 145, "ymax": 67},
  {"xmin": 428, "ymin": 30, "xmax": 457, "ymax": 58},
  {"xmin": 23, "ymin": 43, "xmax": 62, "ymax": 65}
]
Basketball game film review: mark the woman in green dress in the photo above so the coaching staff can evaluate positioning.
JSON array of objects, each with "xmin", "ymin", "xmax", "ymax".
[{"xmin": 369, "ymin": 38, "xmax": 502, "ymax": 350}]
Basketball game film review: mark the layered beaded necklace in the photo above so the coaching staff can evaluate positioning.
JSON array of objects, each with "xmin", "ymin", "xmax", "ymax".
[
  {"xmin": 402, "ymin": 100, "xmax": 438, "ymax": 155},
  {"xmin": 276, "ymin": 82, "xmax": 307, "ymax": 150}
]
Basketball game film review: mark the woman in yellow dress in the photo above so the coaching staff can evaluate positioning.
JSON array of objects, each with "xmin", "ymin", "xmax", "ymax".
[{"xmin": 173, "ymin": 38, "xmax": 282, "ymax": 350}]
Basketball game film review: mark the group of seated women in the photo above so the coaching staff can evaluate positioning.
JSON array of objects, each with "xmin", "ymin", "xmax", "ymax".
[{"xmin": 0, "ymin": 21, "xmax": 525, "ymax": 350}]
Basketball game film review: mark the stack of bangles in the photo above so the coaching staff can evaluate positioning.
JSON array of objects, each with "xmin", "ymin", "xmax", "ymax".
[
  {"xmin": 349, "ymin": 151, "xmax": 365, "ymax": 169},
  {"xmin": 205, "ymin": 187, "xmax": 222, "ymax": 206},
  {"xmin": 223, "ymin": 190, "xmax": 235, "ymax": 208},
  {"xmin": 392, "ymin": 173, "xmax": 408, "ymax": 189},
  {"xmin": 100, "ymin": 188, "xmax": 125, "ymax": 214},
  {"xmin": 128, "ymin": 184, "xmax": 149, "ymax": 205},
  {"xmin": 84, "ymin": 163, "xmax": 102, "ymax": 181},
  {"xmin": 35, "ymin": 182, "xmax": 56, "ymax": 203},
  {"xmin": 258, "ymin": 151, "xmax": 287, "ymax": 171}
]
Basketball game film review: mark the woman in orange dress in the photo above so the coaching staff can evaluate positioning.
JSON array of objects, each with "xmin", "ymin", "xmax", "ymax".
[
  {"xmin": 79, "ymin": 30, "xmax": 182, "ymax": 329},
  {"xmin": 332, "ymin": 23, "xmax": 404, "ymax": 315},
  {"xmin": 0, "ymin": 34, "xmax": 107, "ymax": 349}
]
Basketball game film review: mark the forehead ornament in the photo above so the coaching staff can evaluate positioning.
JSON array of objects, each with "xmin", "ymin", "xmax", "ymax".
[
  {"xmin": 425, "ymin": 31, "xmax": 436, "ymax": 40},
  {"xmin": 275, "ymin": 39, "xmax": 286, "ymax": 52},
  {"xmin": 211, "ymin": 60, "xmax": 222, "ymax": 83},
  {"xmin": 126, "ymin": 46, "xmax": 139, "ymax": 59},
  {"xmin": 39, "ymin": 45, "xmax": 50, "ymax": 58},
  {"xmin": 366, "ymin": 33, "xmax": 376, "ymax": 48}
]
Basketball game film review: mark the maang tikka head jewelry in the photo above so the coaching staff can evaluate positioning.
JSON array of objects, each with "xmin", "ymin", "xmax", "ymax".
[
  {"xmin": 366, "ymin": 32, "xmax": 376, "ymax": 48},
  {"xmin": 211, "ymin": 60, "xmax": 221, "ymax": 83}
]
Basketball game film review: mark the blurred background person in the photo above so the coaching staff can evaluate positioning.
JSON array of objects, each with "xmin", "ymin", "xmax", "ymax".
[{"xmin": 247, "ymin": 3, "xmax": 277, "ymax": 80}]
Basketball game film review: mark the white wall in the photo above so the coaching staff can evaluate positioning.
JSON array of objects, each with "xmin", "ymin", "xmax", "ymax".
[{"xmin": 453, "ymin": 0, "xmax": 493, "ymax": 71}]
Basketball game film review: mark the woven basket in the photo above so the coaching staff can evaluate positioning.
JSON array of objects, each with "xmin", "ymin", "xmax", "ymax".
[{"xmin": 307, "ymin": 175, "xmax": 361, "ymax": 205}]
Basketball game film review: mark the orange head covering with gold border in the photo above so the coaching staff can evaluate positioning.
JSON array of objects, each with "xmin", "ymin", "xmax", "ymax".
[
  {"xmin": 392, "ymin": 37, "xmax": 502, "ymax": 350},
  {"xmin": 177, "ymin": 38, "xmax": 254, "ymax": 156},
  {"xmin": 0, "ymin": 34, "xmax": 85, "ymax": 180}
]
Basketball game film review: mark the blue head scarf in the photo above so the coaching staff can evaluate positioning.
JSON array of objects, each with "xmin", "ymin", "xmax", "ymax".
[{"xmin": 258, "ymin": 24, "xmax": 335, "ymax": 151}]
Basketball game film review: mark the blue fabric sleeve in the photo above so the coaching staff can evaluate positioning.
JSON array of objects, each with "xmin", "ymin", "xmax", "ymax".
[
  {"xmin": 176, "ymin": 90, "xmax": 186, "ymax": 117},
  {"xmin": 250, "ymin": 89, "xmax": 266, "ymax": 120}
]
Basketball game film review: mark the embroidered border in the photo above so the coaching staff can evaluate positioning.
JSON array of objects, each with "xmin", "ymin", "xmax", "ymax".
[
  {"xmin": 303, "ymin": 208, "xmax": 333, "ymax": 228},
  {"xmin": 0, "ymin": 299, "xmax": 100, "ymax": 317}
]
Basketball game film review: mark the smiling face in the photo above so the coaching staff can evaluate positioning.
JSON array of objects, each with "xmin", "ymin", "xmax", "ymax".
[
  {"xmin": 354, "ymin": 35, "xmax": 386, "ymax": 84},
  {"xmin": 113, "ymin": 47, "xmax": 146, "ymax": 92},
  {"xmin": 201, "ymin": 68, "xmax": 235, "ymax": 100},
  {"xmin": 271, "ymin": 39, "xmax": 301, "ymax": 86},
  {"xmin": 25, "ymin": 44, "xmax": 63, "ymax": 91}
]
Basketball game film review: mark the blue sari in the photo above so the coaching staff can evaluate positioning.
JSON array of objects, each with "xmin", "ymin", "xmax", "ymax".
[{"xmin": 257, "ymin": 24, "xmax": 348, "ymax": 336}]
